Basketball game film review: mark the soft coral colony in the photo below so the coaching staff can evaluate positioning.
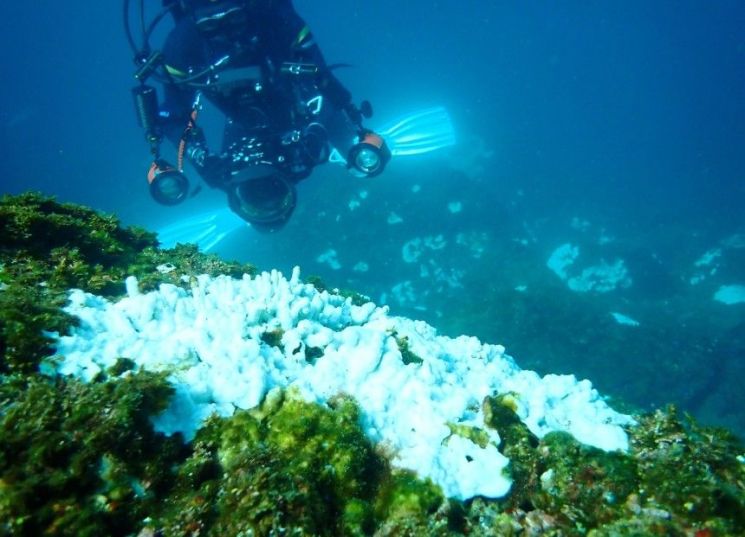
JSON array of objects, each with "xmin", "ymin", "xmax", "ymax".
[{"xmin": 1, "ymin": 192, "xmax": 744, "ymax": 536}]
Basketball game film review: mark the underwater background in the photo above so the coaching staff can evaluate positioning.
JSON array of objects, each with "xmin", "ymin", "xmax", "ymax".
[{"xmin": 1, "ymin": 0, "xmax": 744, "ymax": 437}]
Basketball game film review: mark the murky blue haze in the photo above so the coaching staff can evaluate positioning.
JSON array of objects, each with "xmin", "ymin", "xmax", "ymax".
[{"xmin": 1, "ymin": 1, "xmax": 744, "ymax": 433}]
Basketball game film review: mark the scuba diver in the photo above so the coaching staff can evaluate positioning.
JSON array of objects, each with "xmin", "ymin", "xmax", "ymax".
[{"xmin": 128, "ymin": 0, "xmax": 390, "ymax": 232}]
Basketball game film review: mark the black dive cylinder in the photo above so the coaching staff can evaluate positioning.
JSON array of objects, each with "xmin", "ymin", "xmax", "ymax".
[{"xmin": 132, "ymin": 85, "xmax": 160, "ymax": 143}]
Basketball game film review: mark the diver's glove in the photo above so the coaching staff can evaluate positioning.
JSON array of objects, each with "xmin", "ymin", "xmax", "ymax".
[
  {"xmin": 344, "ymin": 104, "xmax": 363, "ymax": 127},
  {"xmin": 344, "ymin": 100, "xmax": 373, "ymax": 128}
]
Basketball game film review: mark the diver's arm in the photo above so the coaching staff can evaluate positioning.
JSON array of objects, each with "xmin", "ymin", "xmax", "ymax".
[
  {"xmin": 151, "ymin": 86, "xmax": 228, "ymax": 188},
  {"xmin": 158, "ymin": 86, "xmax": 195, "ymax": 144},
  {"xmin": 271, "ymin": 0, "xmax": 389, "ymax": 176},
  {"xmin": 157, "ymin": 25, "xmax": 229, "ymax": 188},
  {"xmin": 270, "ymin": 0, "xmax": 355, "ymax": 114}
]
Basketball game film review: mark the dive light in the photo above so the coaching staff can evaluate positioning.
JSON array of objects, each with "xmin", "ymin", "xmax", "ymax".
[
  {"xmin": 147, "ymin": 160, "xmax": 190, "ymax": 205},
  {"xmin": 347, "ymin": 131, "xmax": 391, "ymax": 177}
]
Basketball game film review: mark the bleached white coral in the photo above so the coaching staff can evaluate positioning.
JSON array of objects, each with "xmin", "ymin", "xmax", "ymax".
[{"xmin": 51, "ymin": 267, "xmax": 634, "ymax": 500}]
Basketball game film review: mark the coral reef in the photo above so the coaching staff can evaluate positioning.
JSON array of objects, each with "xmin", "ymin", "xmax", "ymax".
[{"xmin": 1, "ymin": 193, "xmax": 744, "ymax": 536}]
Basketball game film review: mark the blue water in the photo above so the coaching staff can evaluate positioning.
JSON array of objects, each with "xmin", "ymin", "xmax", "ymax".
[{"xmin": 1, "ymin": 2, "xmax": 744, "ymax": 433}]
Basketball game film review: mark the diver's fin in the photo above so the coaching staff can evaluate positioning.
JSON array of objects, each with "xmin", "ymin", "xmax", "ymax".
[
  {"xmin": 327, "ymin": 106, "xmax": 456, "ymax": 167},
  {"xmin": 377, "ymin": 106, "xmax": 456, "ymax": 157},
  {"xmin": 157, "ymin": 207, "xmax": 246, "ymax": 252}
]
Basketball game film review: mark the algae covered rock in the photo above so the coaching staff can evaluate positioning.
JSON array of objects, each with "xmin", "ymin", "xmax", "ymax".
[
  {"xmin": 136, "ymin": 388, "xmax": 454, "ymax": 536},
  {"xmin": 145, "ymin": 390, "xmax": 448, "ymax": 536},
  {"xmin": 470, "ymin": 396, "xmax": 745, "ymax": 536},
  {"xmin": 0, "ymin": 192, "xmax": 156, "ymax": 264},
  {"xmin": 0, "ymin": 371, "xmax": 181, "ymax": 536}
]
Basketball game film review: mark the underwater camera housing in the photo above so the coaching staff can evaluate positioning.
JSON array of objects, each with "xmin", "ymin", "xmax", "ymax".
[
  {"xmin": 220, "ymin": 123, "xmax": 329, "ymax": 231},
  {"xmin": 227, "ymin": 174, "xmax": 297, "ymax": 233}
]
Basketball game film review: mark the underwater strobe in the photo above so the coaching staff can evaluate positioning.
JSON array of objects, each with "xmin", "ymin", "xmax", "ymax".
[
  {"xmin": 132, "ymin": 85, "xmax": 189, "ymax": 205},
  {"xmin": 147, "ymin": 160, "xmax": 190, "ymax": 206},
  {"xmin": 347, "ymin": 131, "xmax": 391, "ymax": 177}
]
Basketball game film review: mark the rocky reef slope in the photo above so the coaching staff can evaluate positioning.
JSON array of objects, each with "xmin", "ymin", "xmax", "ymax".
[{"xmin": 1, "ymin": 193, "xmax": 743, "ymax": 536}]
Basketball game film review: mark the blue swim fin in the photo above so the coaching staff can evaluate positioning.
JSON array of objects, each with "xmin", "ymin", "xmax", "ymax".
[
  {"xmin": 156, "ymin": 207, "xmax": 246, "ymax": 252},
  {"xmin": 377, "ymin": 106, "xmax": 456, "ymax": 157}
]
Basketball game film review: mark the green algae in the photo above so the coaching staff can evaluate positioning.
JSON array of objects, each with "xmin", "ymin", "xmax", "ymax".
[
  {"xmin": 447, "ymin": 422, "xmax": 492, "ymax": 449},
  {"xmin": 482, "ymin": 393, "xmax": 542, "ymax": 507},
  {"xmin": 0, "ymin": 192, "xmax": 155, "ymax": 266},
  {"xmin": 1, "ymin": 193, "xmax": 745, "ymax": 536},
  {"xmin": 531, "ymin": 432, "xmax": 638, "ymax": 531},
  {"xmin": 148, "ymin": 391, "xmax": 445, "ymax": 536},
  {"xmin": 128, "ymin": 242, "xmax": 257, "ymax": 293},
  {"xmin": 393, "ymin": 331, "xmax": 424, "ymax": 365},
  {"xmin": 372, "ymin": 470, "xmax": 453, "ymax": 535},
  {"xmin": 305, "ymin": 274, "xmax": 372, "ymax": 307},
  {"xmin": 630, "ymin": 407, "xmax": 745, "ymax": 531},
  {"xmin": 260, "ymin": 327, "xmax": 285, "ymax": 348},
  {"xmin": 475, "ymin": 395, "xmax": 745, "ymax": 536},
  {"xmin": 0, "ymin": 371, "xmax": 181, "ymax": 536},
  {"xmin": 0, "ymin": 272, "xmax": 72, "ymax": 375}
]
